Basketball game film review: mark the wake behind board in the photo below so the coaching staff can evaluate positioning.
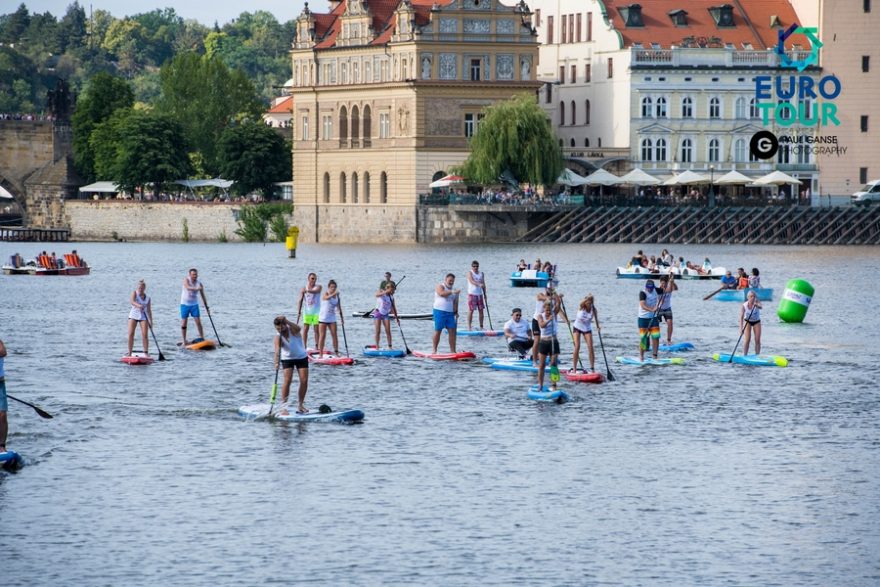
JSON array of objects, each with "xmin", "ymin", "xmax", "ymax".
[
  {"xmin": 658, "ymin": 342, "xmax": 695, "ymax": 352},
  {"xmin": 615, "ymin": 356, "xmax": 685, "ymax": 366},
  {"xmin": 238, "ymin": 403, "xmax": 364, "ymax": 423},
  {"xmin": 184, "ymin": 338, "xmax": 217, "ymax": 351},
  {"xmin": 0, "ymin": 450, "xmax": 25, "ymax": 472},
  {"xmin": 457, "ymin": 330, "xmax": 504, "ymax": 337},
  {"xmin": 412, "ymin": 350, "xmax": 476, "ymax": 361},
  {"xmin": 563, "ymin": 370, "xmax": 605, "ymax": 383},
  {"xmin": 711, "ymin": 353, "xmax": 788, "ymax": 367},
  {"xmin": 527, "ymin": 385, "xmax": 570, "ymax": 403},
  {"xmin": 363, "ymin": 345, "xmax": 406, "ymax": 358},
  {"xmin": 120, "ymin": 352, "xmax": 155, "ymax": 365}
]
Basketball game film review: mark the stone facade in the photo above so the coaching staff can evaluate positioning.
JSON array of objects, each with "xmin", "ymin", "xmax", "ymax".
[
  {"xmin": 295, "ymin": 204, "xmax": 417, "ymax": 243},
  {"xmin": 417, "ymin": 206, "xmax": 532, "ymax": 242}
]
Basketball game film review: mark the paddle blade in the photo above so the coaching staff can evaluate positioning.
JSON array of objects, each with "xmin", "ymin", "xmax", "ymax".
[
  {"xmin": 606, "ymin": 370, "xmax": 616, "ymax": 382},
  {"xmin": 639, "ymin": 333, "xmax": 649, "ymax": 351},
  {"xmin": 670, "ymin": 358, "xmax": 686, "ymax": 365},
  {"xmin": 33, "ymin": 405, "xmax": 54, "ymax": 419},
  {"xmin": 269, "ymin": 383, "xmax": 278, "ymax": 404},
  {"xmin": 550, "ymin": 364, "xmax": 560, "ymax": 382},
  {"xmin": 773, "ymin": 356, "xmax": 789, "ymax": 367}
]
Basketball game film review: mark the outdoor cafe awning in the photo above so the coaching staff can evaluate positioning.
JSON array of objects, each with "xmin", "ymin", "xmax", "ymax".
[{"xmin": 78, "ymin": 181, "xmax": 120, "ymax": 193}]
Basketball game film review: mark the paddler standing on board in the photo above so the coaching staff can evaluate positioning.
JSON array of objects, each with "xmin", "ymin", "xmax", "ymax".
[
  {"xmin": 180, "ymin": 268, "xmax": 206, "ymax": 346},
  {"xmin": 127, "ymin": 279, "xmax": 153, "ymax": 356},
  {"xmin": 536, "ymin": 299, "xmax": 568, "ymax": 392},
  {"xmin": 432, "ymin": 273, "xmax": 461, "ymax": 354},
  {"xmin": 466, "ymin": 260, "xmax": 487, "ymax": 331},
  {"xmin": 740, "ymin": 290, "xmax": 763, "ymax": 355},
  {"xmin": 531, "ymin": 285, "xmax": 563, "ymax": 366},
  {"xmin": 657, "ymin": 273, "xmax": 678, "ymax": 346},
  {"xmin": 296, "ymin": 272, "xmax": 322, "ymax": 349},
  {"xmin": 373, "ymin": 281, "xmax": 398, "ymax": 349},
  {"xmin": 638, "ymin": 279, "xmax": 664, "ymax": 362},
  {"xmin": 273, "ymin": 316, "xmax": 310, "ymax": 415}
]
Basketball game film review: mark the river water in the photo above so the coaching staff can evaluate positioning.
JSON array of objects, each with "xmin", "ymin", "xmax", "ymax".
[{"xmin": 1, "ymin": 241, "xmax": 878, "ymax": 586}]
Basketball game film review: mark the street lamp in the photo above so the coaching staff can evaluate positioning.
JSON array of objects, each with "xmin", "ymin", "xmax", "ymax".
[{"xmin": 709, "ymin": 164, "xmax": 715, "ymax": 207}]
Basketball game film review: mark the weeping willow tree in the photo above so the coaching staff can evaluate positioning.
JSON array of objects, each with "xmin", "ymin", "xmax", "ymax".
[{"xmin": 456, "ymin": 93, "xmax": 564, "ymax": 186}]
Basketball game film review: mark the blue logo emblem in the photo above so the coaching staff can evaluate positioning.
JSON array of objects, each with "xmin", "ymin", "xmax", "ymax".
[{"xmin": 776, "ymin": 23, "xmax": 821, "ymax": 71}]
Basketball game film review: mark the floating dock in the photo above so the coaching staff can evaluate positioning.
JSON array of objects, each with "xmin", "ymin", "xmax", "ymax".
[{"xmin": 0, "ymin": 226, "xmax": 70, "ymax": 242}]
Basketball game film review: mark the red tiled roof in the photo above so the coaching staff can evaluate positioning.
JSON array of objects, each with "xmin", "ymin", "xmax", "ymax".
[
  {"xmin": 267, "ymin": 96, "xmax": 293, "ymax": 114},
  {"xmin": 312, "ymin": 0, "xmax": 455, "ymax": 49},
  {"xmin": 602, "ymin": 1, "xmax": 809, "ymax": 50}
]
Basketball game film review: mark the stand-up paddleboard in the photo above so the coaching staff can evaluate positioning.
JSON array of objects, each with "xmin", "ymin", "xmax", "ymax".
[
  {"xmin": 238, "ymin": 403, "xmax": 364, "ymax": 423},
  {"xmin": 307, "ymin": 350, "xmax": 355, "ymax": 365},
  {"xmin": 0, "ymin": 450, "xmax": 25, "ymax": 472},
  {"xmin": 527, "ymin": 385, "xmax": 570, "ymax": 403},
  {"xmin": 412, "ymin": 350, "xmax": 476, "ymax": 361},
  {"xmin": 457, "ymin": 330, "xmax": 504, "ymax": 337},
  {"xmin": 483, "ymin": 356, "xmax": 564, "ymax": 366},
  {"xmin": 363, "ymin": 345, "xmax": 406, "ymax": 358},
  {"xmin": 658, "ymin": 342, "xmax": 695, "ymax": 352},
  {"xmin": 491, "ymin": 360, "xmax": 539, "ymax": 373},
  {"xmin": 615, "ymin": 356, "xmax": 685, "ymax": 366},
  {"xmin": 351, "ymin": 310, "xmax": 432, "ymax": 320},
  {"xmin": 184, "ymin": 338, "xmax": 217, "ymax": 351},
  {"xmin": 120, "ymin": 352, "xmax": 155, "ymax": 365},
  {"xmin": 563, "ymin": 370, "xmax": 605, "ymax": 383},
  {"xmin": 711, "ymin": 353, "xmax": 788, "ymax": 367}
]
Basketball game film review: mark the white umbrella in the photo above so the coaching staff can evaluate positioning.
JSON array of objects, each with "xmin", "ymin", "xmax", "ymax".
[
  {"xmin": 0, "ymin": 186, "xmax": 13, "ymax": 199},
  {"xmin": 619, "ymin": 168, "xmax": 661, "ymax": 186},
  {"xmin": 754, "ymin": 170, "xmax": 802, "ymax": 185},
  {"xmin": 429, "ymin": 174, "xmax": 465, "ymax": 188},
  {"xmin": 714, "ymin": 170, "xmax": 753, "ymax": 185},
  {"xmin": 661, "ymin": 174, "xmax": 681, "ymax": 186},
  {"xmin": 556, "ymin": 168, "xmax": 589, "ymax": 186},
  {"xmin": 583, "ymin": 169, "xmax": 622, "ymax": 186},
  {"xmin": 673, "ymin": 170, "xmax": 711, "ymax": 185}
]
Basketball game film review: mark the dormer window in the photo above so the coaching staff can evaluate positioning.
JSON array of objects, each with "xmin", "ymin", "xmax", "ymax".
[
  {"xmin": 770, "ymin": 15, "xmax": 782, "ymax": 28},
  {"xmin": 742, "ymin": 42, "xmax": 753, "ymax": 50},
  {"xmin": 619, "ymin": 4, "xmax": 644, "ymax": 27},
  {"xmin": 668, "ymin": 9, "xmax": 688, "ymax": 26},
  {"xmin": 709, "ymin": 4, "xmax": 735, "ymax": 27}
]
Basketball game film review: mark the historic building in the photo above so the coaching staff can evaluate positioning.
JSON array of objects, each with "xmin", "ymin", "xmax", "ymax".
[
  {"xmin": 531, "ymin": 0, "xmax": 822, "ymax": 194},
  {"xmin": 288, "ymin": 0, "xmax": 540, "ymax": 243}
]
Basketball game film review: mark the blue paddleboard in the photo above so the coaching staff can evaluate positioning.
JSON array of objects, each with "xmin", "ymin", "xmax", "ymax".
[
  {"xmin": 238, "ymin": 404, "xmax": 365, "ymax": 423},
  {"xmin": 0, "ymin": 450, "xmax": 25, "ymax": 472},
  {"xmin": 491, "ymin": 361, "xmax": 539, "ymax": 373},
  {"xmin": 363, "ymin": 345, "xmax": 406, "ymax": 358},
  {"xmin": 527, "ymin": 385, "xmax": 570, "ymax": 403},
  {"xmin": 711, "ymin": 353, "xmax": 788, "ymax": 367},
  {"xmin": 458, "ymin": 330, "xmax": 504, "ymax": 337},
  {"xmin": 615, "ymin": 356, "xmax": 685, "ymax": 366},
  {"xmin": 658, "ymin": 342, "xmax": 695, "ymax": 352}
]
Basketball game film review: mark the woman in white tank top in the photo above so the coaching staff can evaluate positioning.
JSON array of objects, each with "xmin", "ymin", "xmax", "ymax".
[
  {"xmin": 740, "ymin": 290, "xmax": 763, "ymax": 355},
  {"xmin": 317, "ymin": 280, "xmax": 345, "ymax": 356},
  {"xmin": 127, "ymin": 280, "xmax": 153, "ymax": 356},
  {"xmin": 571, "ymin": 295, "xmax": 599, "ymax": 372}
]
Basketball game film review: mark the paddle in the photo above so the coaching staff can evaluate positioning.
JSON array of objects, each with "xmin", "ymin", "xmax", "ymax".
[
  {"xmin": 560, "ymin": 298, "xmax": 586, "ymax": 372},
  {"xmin": 483, "ymin": 278, "xmax": 494, "ymax": 331},
  {"xmin": 7, "ymin": 394, "xmax": 53, "ymax": 419},
  {"xmin": 729, "ymin": 304, "xmax": 756, "ymax": 363},
  {"xmin": 361, "ymin": 275, "xmax": 407, "ymax": 317},
  {"xmin": 200, "ymin": 290, "xmax": 229, "ymax": 347},
  {"xmin": 267, "ymin": 364, "xmax": 280, "ymax": 417},
  {"xmin": 595, "ymin": 315, "xmax": 616, "ymax": 382},
  {"xmin": 338, "ymin": 294, "xmax": 350, "ymax": 357},
  {"xmin": 703, "ymin": 286, "xmax": 725, "ymax": 301},
  {"xmin": 389, "ymin": 293, "xmax": 412, "ymax": 355},
  {"xmin": 145, "ymin": 315, "xmax": 166, "ymax": 361}
]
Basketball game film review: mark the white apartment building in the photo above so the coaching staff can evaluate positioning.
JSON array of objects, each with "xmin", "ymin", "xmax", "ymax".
[{"xmin": 532, "ymin": 0, "xmax": 822, "ymax": 194}]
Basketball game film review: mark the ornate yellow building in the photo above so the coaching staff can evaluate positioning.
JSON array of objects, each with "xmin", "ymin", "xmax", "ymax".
[{"xmin": 290, "ymin": 0, "xmax": 541, "ymax": 242}]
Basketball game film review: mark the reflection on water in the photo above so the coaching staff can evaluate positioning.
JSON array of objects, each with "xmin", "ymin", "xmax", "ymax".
[{"xmin": 1, "ymin": 241, "xmax": 879, "ymax": 585}]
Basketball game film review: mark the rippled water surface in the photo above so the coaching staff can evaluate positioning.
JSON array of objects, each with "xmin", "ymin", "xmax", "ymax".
[{"xmin": 1, "ymin": 241, "xmax": 878, "ymax": 586}]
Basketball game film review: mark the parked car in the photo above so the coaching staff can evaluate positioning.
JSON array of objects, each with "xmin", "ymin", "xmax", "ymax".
[{"xmin": 852, "ymin": 180, "xmax": 880, "ymax": 205}]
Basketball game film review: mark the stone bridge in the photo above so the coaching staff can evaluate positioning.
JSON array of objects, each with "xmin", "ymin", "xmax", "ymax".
[{"xmin": 0, "ymin": 119, "xmax": 80, "ymax": 227}]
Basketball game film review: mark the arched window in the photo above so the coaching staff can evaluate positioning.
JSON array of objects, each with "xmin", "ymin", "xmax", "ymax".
[
  {"xmin": 749, "ymin": 98, "xmax": 759, "ymax": 119},
  {"xmin": 339, "ymin": 172, "xmax": 347, "ymax": 203},
  {"xmin": 571, "ymin": 100, "xmax": 576, "ymax": 125},
  {"xmin": 364, "ymin": 171, "xmax": 371, "ymax": 203},
  {"xmin": 641, "ymin": 138, "xmax": 653, "ymax": 162},
  {"xmin": 362, "ymin": 105, "xmax": 372, "ymax": 147},
  {"xmin": 597, "ymin": 137, "xmax": 602, "ymax": 147},
  {"xmin": 339, "ymin": 106, "xmax": 349, "ymax": 147},
  {"xmin": 352, "ymin": 172, "xmax": 359, "ymax": 203},
  {"xmin": 655, "ymin": 97, "xmax": 667, "ymax": 118},
  {"xmin": 380, "ymin": 172, "xmax": 388, "ymax": 203},
  {"xmin": 778, "ymin": 100, "xmax": 793, "ymax": 122},
  {"xmin": 681, "ymin": 138, "xmax": 693, "ymax": 163},
  {"xmin": 655, "ymin": 138, "xmax": 667, "ymax": 162},
  {"xmin": 734, "ymin": 138, "xmax": 746, "ymax": 162},
  {"xmin": 323, "ymin": 172, "xmax": 330, "ymax": 203},
  {"xmin": 681, "ymin": 96, "xmax": 693, "ymax": 118},
  {"xmin": 777, "ymin": 143, "xmax": 791, "ymax": 164},
  {"xmin": 641, "ymin": 96, "xmax": 653, "ymax": 118},
  {"xmin": 585, "ymin": 99, "xmax": 591, "ymax": 125},
  {"xmin": 735, "ymin": 97, "xmax": 746, "ymax": 119},
  {"xmin": 570, "ymin": 138, "xmax": 575, "ymax": 147},
  {"xmin": 351, "ymin": 105, "xmax": 360, "ymax": 147},
  {"xmin": 558, "ymin": 138, "xmax": 563, "ymax": 147},
  {"xmin": 584, "ymin": 137, "xmax": 590, "ymax": 147},
  {"xmin": 708, "ymin": 138, "xmax": 720, "ymax": 162},
  {"xmin": 709, "ymin": 97, "xmax": 721, "ymax": 119},
  {"xmin": 559, "ymin": 101, "xmax": 565, "ymax": 126}
]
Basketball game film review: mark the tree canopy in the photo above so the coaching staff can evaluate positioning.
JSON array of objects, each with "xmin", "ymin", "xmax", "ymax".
[
  {"xmin": 217, "ymin": 121, "xmax": 291, "ymax": 197},
  {"xmin": 456, "ymin": 94, "xmax": 564, "ymax": 187},
  {"xmin": 71, "ymin": 72, "xmax": 135, "ymax": 182}
]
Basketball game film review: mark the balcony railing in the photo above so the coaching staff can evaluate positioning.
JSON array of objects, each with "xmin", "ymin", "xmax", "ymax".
[{"xmin": 631, "ymin": 47, "xmax": 815, "ymax": 68}]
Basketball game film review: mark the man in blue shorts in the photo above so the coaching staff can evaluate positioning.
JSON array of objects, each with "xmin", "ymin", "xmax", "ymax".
[
  {"xmin": 180, "ymin": 268, "xmax": 206, "ymax": 345},
  {"xmin": 432, "ymin": 273, "xmax": 461, "ymax": 353}
]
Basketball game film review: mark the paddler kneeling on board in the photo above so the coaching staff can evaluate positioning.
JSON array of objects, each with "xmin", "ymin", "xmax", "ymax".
[
  {"xmin": 274, "ymin": 316, "xmax": 310, "ymax": 415},
  {"xmin": 127, "ymin": 279, "xmax": 153, "ymax": 357},
  {"xmin": 503, "ymin": 308, "xmax": 532, "ymax": 359}
]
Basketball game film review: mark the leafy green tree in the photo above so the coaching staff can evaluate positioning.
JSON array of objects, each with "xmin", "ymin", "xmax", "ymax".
[
  {"xmin": 91, "ymin": 108, "xmax": 193, "ymax": 196},
  {"xmin": 457, "ymin": 93, "xmax": 564, "ymax": 186},
  {"xmin": 0, "ymin": 4, "xmax": 30, "ymax": 44},
  {"xmin": 101, "ymin": 19, "xmax": 147, "ymax": 76},
  {"xmin": 217, "ymin": 121, "xmax": 290, "ymax": 197},
  {"xmin": 58, "ymin": 2, "xmax": 87, "ymax": 53},
  {"xmin": 156, "ymin": 51, "xmax": 263, "ymax": 175},
  {"xmin": 71, "ymin": 72, "xmax": 135, "ymax": 181}
]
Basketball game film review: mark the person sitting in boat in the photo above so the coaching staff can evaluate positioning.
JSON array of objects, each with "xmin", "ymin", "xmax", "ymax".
[
  {"xmin": 504, "ymin": 307, "xmax": 533, "ymax": 359},
  {"xmin": 71, "ymin": 249, "xmax": 87, "ymax": 267},
  {"xmin": 685, "ymin": 260, "xmax": 701, "ymax": 273},
  {"xmin": 541, "ymin": 261, "xmax": 553, "ymax": 276},
  {"xmin": 533, "ymin": 258, "xmax": 542, "ymax": 271},
  {"xmin": 748, "ymin": 268, "xmax": 761, "ymax": 289},
  {"xmin": 516, "ymin": 259, "xmax": 527, "ymax": 271},
  {"xmin": 736, "ymin": 268, "xmax": 750, "ymax": 289},
  {"xmin": 648, "ymin": 255, "xmax": 659, "ymax": 273},
  {"xmin": 720, "ymin": 271, "xmax": 737, "ymax": 290},
  {"xmin": 659, "ymin": 249, "xmax": 673, "ymax": 267},
  {"xmin": 629, "ymin": 250, "xmax": 645, "ymax": 268}
]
